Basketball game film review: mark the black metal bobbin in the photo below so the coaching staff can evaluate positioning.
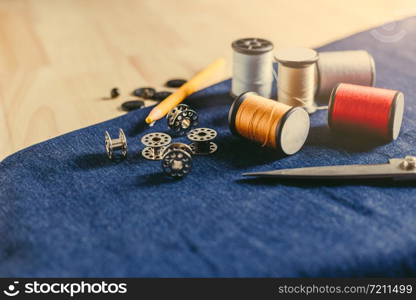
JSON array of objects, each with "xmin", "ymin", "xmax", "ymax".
[
  {"xmin": 161, "ymin": 143, "xmax": 193, "ymax": 178},
  {"xmin": 166, "ymin": 104, "xmax": 198, "ymax": 135},
  {"xmin": 187, "ymin": 127, "xmax": 217, "ymax": 155}
]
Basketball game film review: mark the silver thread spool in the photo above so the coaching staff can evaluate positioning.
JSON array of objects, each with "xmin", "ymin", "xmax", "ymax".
[
  {"xmin": 231, "ymin": 38, "xmax": 274, "ymax": 98},
  {"xmin": 316, "ymin": 50, "xmax": 376, "ymax": 102},
  {"xmin": 275, "ymin": 47, "xmax": 319, "ymax": 114}
]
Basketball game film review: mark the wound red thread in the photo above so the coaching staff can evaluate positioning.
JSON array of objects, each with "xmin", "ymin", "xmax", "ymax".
[{"xmin": 329, "ymin": 83, "xmax": 398, "ymax": 140}]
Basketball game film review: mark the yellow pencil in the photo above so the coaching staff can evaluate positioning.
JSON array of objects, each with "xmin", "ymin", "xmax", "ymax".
[{"xmin": 145, "ymin": 58, "xmax": 226, "ymax": 124}]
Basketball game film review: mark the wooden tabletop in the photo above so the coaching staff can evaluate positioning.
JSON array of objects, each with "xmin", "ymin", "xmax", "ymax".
[{"xmin": 1, "ymin": 0, "xmax": 415, "ymax": 160}]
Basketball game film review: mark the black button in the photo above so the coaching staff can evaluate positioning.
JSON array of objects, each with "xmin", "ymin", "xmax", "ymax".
[
  {"xmin": 165, "ymin": 79, "xmax": 187, "ymax": 88},
  {"xmin": 110, "ymin": 87, "xmax": 120, "ymax": 98},
  {"xmin": 121, "ymin": 100, "xmax": 145, "ymax": 111},
  {"xmin": 152, "ymin": 91, "xmax": 172, "ymax": 101},
  {"xmin": 133, "ymin": 87, "xmax": 156, "ymax": 99}
]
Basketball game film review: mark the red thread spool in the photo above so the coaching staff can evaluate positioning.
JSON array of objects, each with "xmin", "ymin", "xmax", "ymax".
[{"xmin": 328, "ymin": 83, "xmax": 404, "ymax": 141}]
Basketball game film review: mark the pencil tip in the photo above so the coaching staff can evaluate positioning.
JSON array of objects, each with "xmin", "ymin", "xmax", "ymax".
[{"xmin": 145, "ymin": 117, "xmax": 153, "ymax": 124}]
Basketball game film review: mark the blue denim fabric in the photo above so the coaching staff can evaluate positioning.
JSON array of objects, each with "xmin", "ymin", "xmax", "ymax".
[{"xmin": 1, "ymin": 18, "xmax": 416, "ymax": 277}]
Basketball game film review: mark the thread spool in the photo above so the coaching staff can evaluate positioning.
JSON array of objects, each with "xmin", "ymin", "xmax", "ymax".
[
  {"xmin": 328, "ymin": 83, "xmax": 404, "ymax": 141},
  {"xmin": 275, "ymin": 47, "xmax": 319, "ymax": 114},
  {"xmin": 231, "ymin": 38, "xmax": 274, "ymax": 98},
  {"xmin": 228, "ymin": 92, "xmax": 310, "ymax": 155},
  {"xmin": 316, "ymin": 50, "xmax": 376, "ymax": 102}
]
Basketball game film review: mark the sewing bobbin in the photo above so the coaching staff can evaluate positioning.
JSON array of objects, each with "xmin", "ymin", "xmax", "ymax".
[
  {"xmin": 229, "ymin": 92, "xmax": 310, "ymax": 155},
  {"xmin": 166, "ymin": 104, "xmax": 198, "ymax": 135},
  {"xmin": 275, "ymin": 47, "xmax": 319, "ymax": 113},
  {"xmin": 161, "ymin": 143, "xmax": 193, "ymax": 178},
  {"xmin": 141, "ymin": 132, "xmax": 172, "ymax": 160},
  {"xmin": 231, "ymin": 37, "xmax": 274, "ymax": 98},
  {"xmin": 328, "ymin": 83, "xmax": 404, "ymax": 141},
  {"xmin": 187, "ymin": 128, "xmax": 218, "ymax": 155},
  {"xmin": 105, "ymin": 129, "xmax": 128, "ymax": 160}
]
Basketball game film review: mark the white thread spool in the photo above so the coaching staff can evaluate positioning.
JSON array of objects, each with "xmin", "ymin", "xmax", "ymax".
[
  {"xmin": 231, "ymin": 38, "xmax": 274, "ymax": 98},
  {"xmin": 275, "ymin": 47, "xmax": 319, "ymax": 114},
  {"xmin": 316, "ymin": 50, "xmax": 376, "ymax": 102}
]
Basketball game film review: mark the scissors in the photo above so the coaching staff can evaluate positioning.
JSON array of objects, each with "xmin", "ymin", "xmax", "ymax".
[{"xmin": 243, "ymin": 156, "xmax": 416, "ymax": 181}]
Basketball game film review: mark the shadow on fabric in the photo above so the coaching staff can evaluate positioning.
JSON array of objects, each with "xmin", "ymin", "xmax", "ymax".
[
  {"xmin": 74, "ymin": 153, "xmax": 119, "ymax": 169},
  {"xmin": 136, "ymin": 172, "xmax": 185, "ymax": 187},
  {"xmin": 306, "ymin": 125, "xmax": 389, "ymax": 152},
  {"xmin": 214, "ymin": 135, "xmax": 286, "ymax": 169}
]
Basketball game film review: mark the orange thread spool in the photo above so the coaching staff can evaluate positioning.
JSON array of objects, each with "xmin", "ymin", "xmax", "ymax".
[
  {"xmin": 328, "ymin": 83, "xmax": 404, "ymax": 141},
  {"xmin": 228, "ymin": 92, "xmax": 310, "ymax": 155}
]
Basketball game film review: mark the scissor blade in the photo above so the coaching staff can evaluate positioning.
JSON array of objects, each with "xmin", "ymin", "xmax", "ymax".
[{"xmin": 243, "ymin": 159, "xmax": 416, "ymax": 180}]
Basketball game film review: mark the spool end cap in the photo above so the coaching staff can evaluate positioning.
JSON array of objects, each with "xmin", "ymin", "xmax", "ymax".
[
  {"xmin": 275, "ymin": 47, "xmax": 318, "ymax": 67},
  {"xmin": 391, "ymin": 92, "xmax": 404, "ymax": 140},
  {"xmin": 278, "ymin": 107, "xmax": 310, "ymax": 155},
  {"xmin": 232, "ymin": 38, "xmax": 274, "ymax": 55}
]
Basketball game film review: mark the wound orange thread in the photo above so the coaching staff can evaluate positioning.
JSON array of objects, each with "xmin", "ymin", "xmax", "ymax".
[
  {"xmin": 235, "ymin": 93, "xmax": 290, "ymax": 148},
  {"xmin": 229, "ymin": 92, "xmax": 310, "ymax": 155}
]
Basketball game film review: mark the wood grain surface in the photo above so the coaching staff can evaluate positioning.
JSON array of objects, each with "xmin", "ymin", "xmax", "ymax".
[{"xmin": 0, "ymin": 0, "xmax": 415, "ymax": 160}]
